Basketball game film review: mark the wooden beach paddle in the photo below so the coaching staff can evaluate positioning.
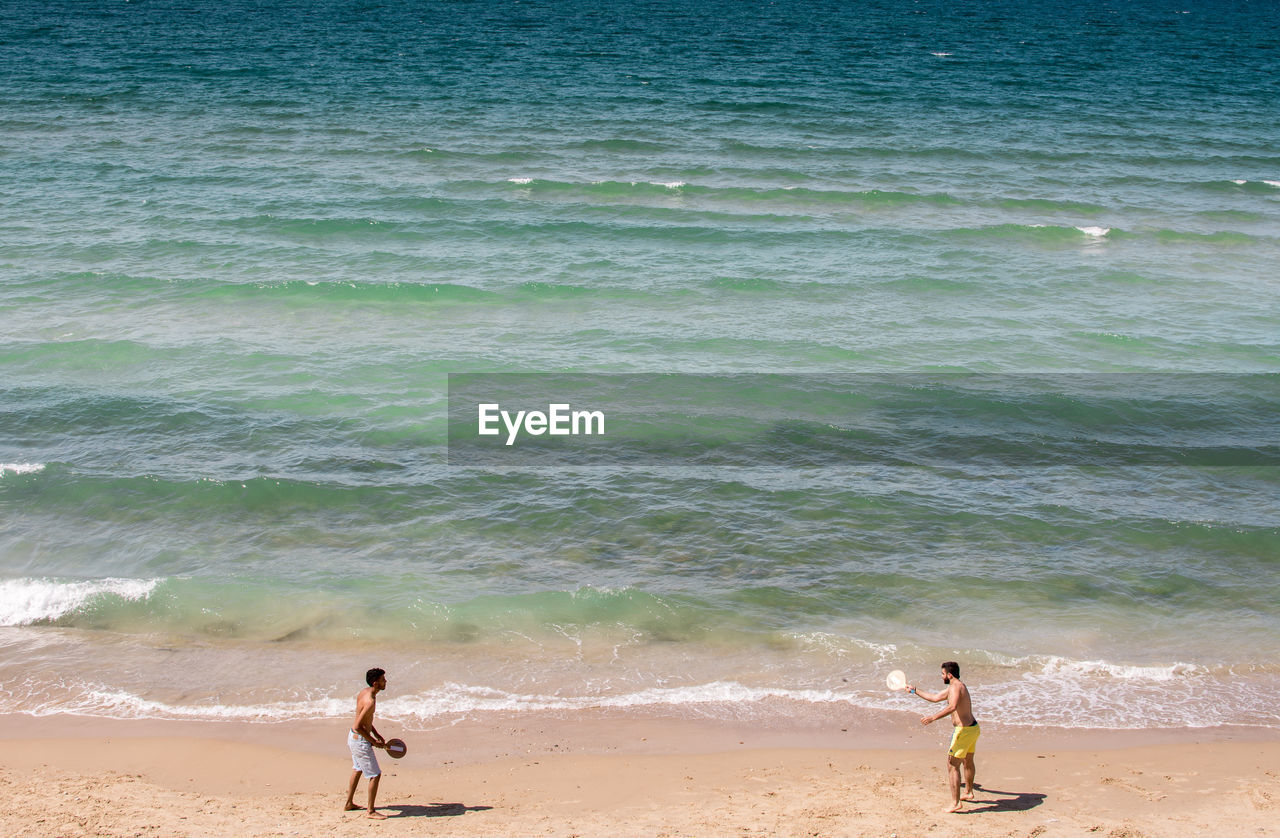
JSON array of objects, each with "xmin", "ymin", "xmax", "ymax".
[{"xmin": 385, "ymin": 738, "xmax": 407, "ymax": 759}]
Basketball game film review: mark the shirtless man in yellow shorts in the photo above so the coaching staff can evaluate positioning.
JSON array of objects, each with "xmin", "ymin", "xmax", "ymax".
[{"xmin": 907, "ymin": 661, "xmax": 979, "ymax": 813}]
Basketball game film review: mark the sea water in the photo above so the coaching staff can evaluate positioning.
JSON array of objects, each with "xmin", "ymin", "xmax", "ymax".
[{"xmin": 1, "ymin": 0, "xmax": 1278, "ymax": 731}]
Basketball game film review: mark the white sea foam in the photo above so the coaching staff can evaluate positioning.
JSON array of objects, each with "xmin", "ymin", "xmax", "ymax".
[
  {"xmin": 10, "ymin": 680, "xmax": 853, "ymax": 723},
  {"xmin": 970, "ymin": 650, "xmax": 1206, "ymax": 680},
  {"xmin": 788, "ymin": 631, "xmax": 899, "ymax": 663},
  {"xmin": 1077, "ymin": 225, "xmax": 1111, "ymax": 237},
  {"xmin": 931, "ymin": 52, "xmax": 953, "ymax": 57},
  {"xmin": 385, "ymin": 681, "xmax": 852, "ymax": 719},
  {"xmin": 650, "ymin": 181, "xmax": 686, "ymax": 189},
  {"xmin": 1263, "ymin": 180, "xmax": 1280, "ymax": 188},
  {"xmin": 0, "ymin": 578, "xmax": 159, "ymax": 626},
  {"xmin": 6, "ymin": 665, "xmax": 1277, "ymax": 730},
  {"xmin": 507, "ymin": 177, "xmax": 534, "ymax": 185},
  {"xmin": 0, "ymin": 463, "xmax": 45, "ymax": 476},
  {"xmin": 1033, "ymin": 656, "xmax": 1204, "ymax": 680},
  {"xmin": 852, "ymin": 656, "xmax": 1275, "ymax": 729},
  {"xmin": 972, "ymin": 668, "xmax": 1276, "ymax": 729},
  {"xmin": 1232, "ymin": 179, "xmax": 1248, "ymax": 185},
  {"xmin": 30, "ymin": 687, "xmax": 349, "ymax": 722}
]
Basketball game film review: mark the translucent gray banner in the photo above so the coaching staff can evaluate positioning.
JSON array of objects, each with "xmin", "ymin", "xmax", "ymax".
[{"xmin": 447, "ymin": 374, "xmax": 1279, "ymax": 467}]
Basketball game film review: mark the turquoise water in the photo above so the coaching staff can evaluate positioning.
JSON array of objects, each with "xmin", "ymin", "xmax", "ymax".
[{"xmin": 1, "ymin": 0, "xmax": 1278, "ymax": 730}]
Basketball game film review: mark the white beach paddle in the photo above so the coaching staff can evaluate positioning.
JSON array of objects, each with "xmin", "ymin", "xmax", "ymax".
[
  {"xmin": 385, "ymin": 738, "xmax": 407, "ymax": 759},
  {"xmin": 886, "ymin": 670, "xmax": 907, "ymax": 691}
]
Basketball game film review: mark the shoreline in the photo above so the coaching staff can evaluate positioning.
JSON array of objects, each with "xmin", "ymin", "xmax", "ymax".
[
  {"xmin": 4, "ymin": 713, "xmax": 1277, "ymax": 836},
  {"xmin": 4, "ymin": 710, "xmax": 1279, "ymax": 759}
]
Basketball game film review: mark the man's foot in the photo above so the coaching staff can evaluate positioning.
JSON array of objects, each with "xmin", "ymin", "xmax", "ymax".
[
  {"xmin": 944, "ymin": 803, "xmax": 964, "ymax": 814},
  {"xmin": 343, "ymin": 803, "xmax": 361, "ymax": 811},
  {"xmin": 367, "ymin": 810, "xmax": 388, "ymax": 820},
  {"xmin": 961, "ymin": 790, "xmax": 976, "ymax": 800}
]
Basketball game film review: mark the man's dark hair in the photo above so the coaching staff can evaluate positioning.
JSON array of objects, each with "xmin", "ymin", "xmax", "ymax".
[
  {"xmin": 941, "ymin": 661, "xmax": 960, "ymax": 678},
  {"xmin": 366, "ymin": 667, "xmax": 386, "ymax": 686}
]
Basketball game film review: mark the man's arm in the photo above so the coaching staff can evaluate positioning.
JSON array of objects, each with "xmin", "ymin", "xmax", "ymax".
[{"xmin": 906, "ymin": 683, "xmax": 948, "ymax": 703}]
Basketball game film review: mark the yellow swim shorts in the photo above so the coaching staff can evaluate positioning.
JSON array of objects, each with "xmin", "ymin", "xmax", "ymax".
[{"xmin": 948, "ymin": 723, "xmax": 980, "ymax": 759}]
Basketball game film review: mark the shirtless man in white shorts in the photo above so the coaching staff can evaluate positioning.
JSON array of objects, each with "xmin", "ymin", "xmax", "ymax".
[{"xmin": 344, "ymin": 667, "xmax": 389, "ymax": 819}]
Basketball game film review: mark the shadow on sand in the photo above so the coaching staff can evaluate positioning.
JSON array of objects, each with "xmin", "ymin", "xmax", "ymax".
[
  {"xmin": 382, "ymin": 802, "xmax": 493, "ymax": 819},
  {"xmin": 962, "ymin": 785, "xmax": 1047, "ymax": 813}
]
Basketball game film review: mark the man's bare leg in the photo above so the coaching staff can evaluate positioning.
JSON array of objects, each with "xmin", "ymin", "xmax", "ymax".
[
  {"xmin": 945, "ymin": 755, "xmax": 964, "ymax": 813},
  {"xmin": 344, "ymin": 769, "xmax": 362, "ymax": 811},
  {"xmin": 367, "ymin": 773, "xmax": 386, "ymax": 819},
  {"xmin": 962, "ymin": 754, "xmax": 976, "ymax": 799}
]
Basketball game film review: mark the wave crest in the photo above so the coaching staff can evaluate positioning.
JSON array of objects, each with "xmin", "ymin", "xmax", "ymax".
[
  {"xmin": 0, "ymin": 463, "xmax": 45, "ymax": 476},
  {"xmin": 0, "ymin": 578, "xmax": 159, "ymax": 626}
]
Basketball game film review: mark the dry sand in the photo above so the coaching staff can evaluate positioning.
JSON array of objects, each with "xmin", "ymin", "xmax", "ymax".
[{"xmin": 1, "ymin": 715, "xmax": 1276, "ymax": 837}]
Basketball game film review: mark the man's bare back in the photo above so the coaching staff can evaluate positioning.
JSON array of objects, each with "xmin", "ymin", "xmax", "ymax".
[
  {"xmin": 353, "ymin": 686, "xmax": 379, "ymax": 740},
  {"xmin": 944, "ymin": 678, "xmax": 976, "ymax": 727}
]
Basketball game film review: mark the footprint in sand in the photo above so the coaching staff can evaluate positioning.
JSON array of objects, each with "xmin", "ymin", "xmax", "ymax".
[{"xmin": 1100, "ymin": 777, "xmax": 1166, "ymax": 802}]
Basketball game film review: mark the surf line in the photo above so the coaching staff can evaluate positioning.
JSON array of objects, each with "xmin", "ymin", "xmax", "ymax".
[{"xmin": 478, "ymin": 403, "xmax": 605, "ymax": 446}]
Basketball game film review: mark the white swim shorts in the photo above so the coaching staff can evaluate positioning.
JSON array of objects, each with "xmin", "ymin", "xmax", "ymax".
[{"xmin": 348, "ymin": 729, "xmax": 381, "ymax": 778}]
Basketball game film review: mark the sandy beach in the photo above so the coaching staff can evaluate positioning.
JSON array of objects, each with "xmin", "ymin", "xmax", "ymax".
[{"xmin": 3, "ymin": 714, "xmax": 1276, "ymax": 837}]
